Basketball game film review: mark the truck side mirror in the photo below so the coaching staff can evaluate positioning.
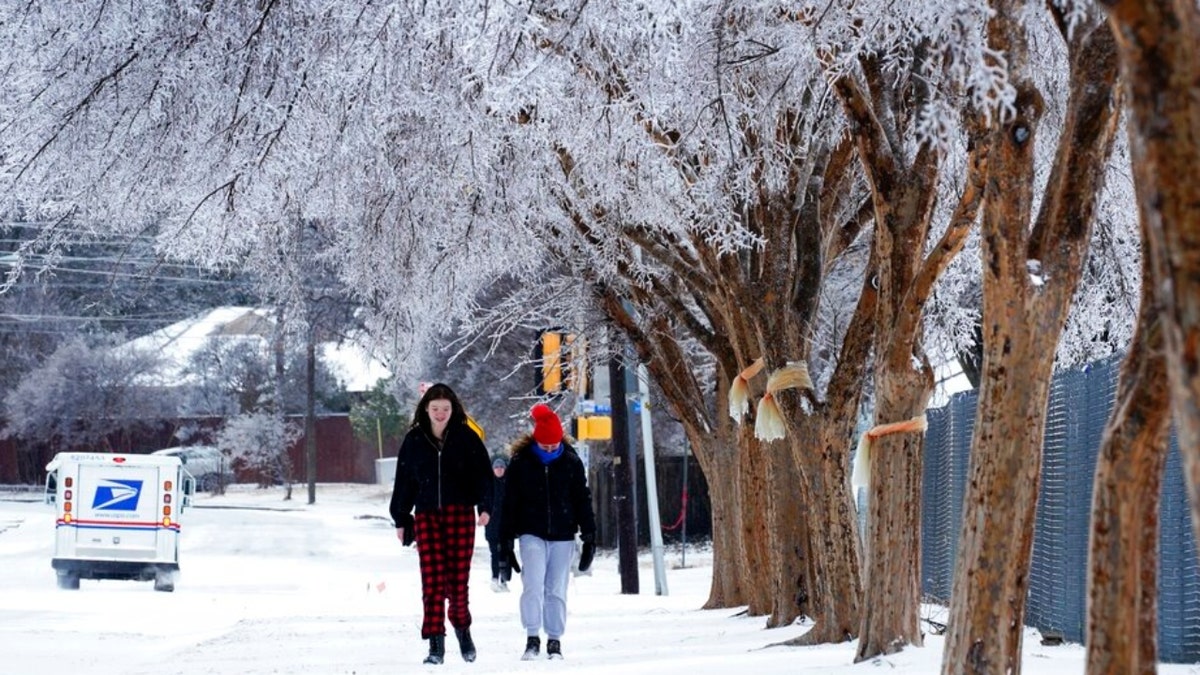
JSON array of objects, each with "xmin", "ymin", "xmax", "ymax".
[
  {"xmin": 182, "ymin": 476, "xmax": 196, "ymax": 509},
  {"xmin": 44, "ymin": 473, "xmax": 57, "ymax": 505}
]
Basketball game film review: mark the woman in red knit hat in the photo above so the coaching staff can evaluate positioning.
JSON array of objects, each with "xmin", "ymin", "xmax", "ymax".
[
  {"xmin": 500, "ymin": 403, "xmax": 597, "ymax": 661},
  {"xmin": 389, "ymin": 382, "xmax": 493, "ymax": 665}
]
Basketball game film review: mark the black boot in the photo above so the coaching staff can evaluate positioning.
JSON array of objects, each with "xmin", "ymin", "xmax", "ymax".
[
  {"xmin": 521, "ymin": 635, "xmax": 540, "ymax": 661},
  {"xmin": 547, "ymin": 638, "xmax": 562, "ymax": 660},
  {"xmin": 423, "ymin": 635, "xmax": 445, "ymax": 665},
  {"xmin": 455, "ymin": 627, "xmax": 477, "ymax": 662}
]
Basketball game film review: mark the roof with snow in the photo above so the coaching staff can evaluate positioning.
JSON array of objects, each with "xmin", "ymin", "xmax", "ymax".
[{"xmin": 121, "ymin": 306, "xmax": 390, "ymax": 391}]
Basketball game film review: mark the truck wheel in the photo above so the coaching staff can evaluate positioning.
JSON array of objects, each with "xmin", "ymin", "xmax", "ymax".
[
  {"xmin": 57, "ymin": 572, "xmax": 80, "ymax": 590},
  {"xmin": 153, "ymin": 572, "xmax": 175, "ymax": 592}
]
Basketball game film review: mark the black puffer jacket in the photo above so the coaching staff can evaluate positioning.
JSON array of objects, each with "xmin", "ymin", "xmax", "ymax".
[
  {"xmin": 389, "ymin": 422, "xmax": 493, "ymax": 528},
  {"xmin": 501, "ymin": 434, "xmax": 596, "ymax": 543}
]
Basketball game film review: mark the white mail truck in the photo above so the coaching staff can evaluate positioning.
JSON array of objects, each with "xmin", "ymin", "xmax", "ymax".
[{"xmin": 44, "ymin": 452, "xmax": 195, "ymax": 592}]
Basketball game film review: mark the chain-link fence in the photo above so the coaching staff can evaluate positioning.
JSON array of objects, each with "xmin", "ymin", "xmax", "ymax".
[{"xmin": 921, "ymin": 356, "xmax": 1200, "ymax": 662}]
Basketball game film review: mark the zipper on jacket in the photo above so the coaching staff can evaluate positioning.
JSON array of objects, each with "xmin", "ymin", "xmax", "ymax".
[
  {"xmin": 545, "ymin": 464, "xmax": 551, "ymax": 534},
  {"xmin": 438, "ymin": 441, "xmax": 443, "ymax": 509}
]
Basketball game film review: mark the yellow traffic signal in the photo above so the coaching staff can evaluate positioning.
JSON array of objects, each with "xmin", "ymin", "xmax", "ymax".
[
  {"xmin": 541, "ymin": 331, "xmax": 563, "ymax": 394},
  {"xmin": 538, "ymin": 330, "xmax": 587, "ymax": 397},
  {"xmin": 574, "ymin": 415, "xmax": 612, "ymax": 441}
]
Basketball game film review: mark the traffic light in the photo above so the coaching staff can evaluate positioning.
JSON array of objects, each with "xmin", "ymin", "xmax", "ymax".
[
  {"xmin": 573, "ymin": 415, "xmax": 612, "ymax": 441},
  {"xmin": 537, "ymin": 330, "xmax": 564, "ymax": 395},
  {"xmin": 536, "ymin": 330, "xmax": 587, "ymax": 396}
]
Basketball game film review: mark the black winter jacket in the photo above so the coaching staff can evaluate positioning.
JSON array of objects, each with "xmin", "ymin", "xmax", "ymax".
[
  {"xmin": 388, "ymin": 422, "xmax": 493, "ymax": 529},
  {"xmin": 501, "ymin": 435, "xmax": 596, "ymax": 543},
  {"xmin": 484, "ymin": 475, "xmax": 505, "ymax": 543}
]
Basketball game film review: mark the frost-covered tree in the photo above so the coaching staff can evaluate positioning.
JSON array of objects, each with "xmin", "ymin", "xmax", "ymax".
[
  {"xmin": 181, "ymin": 336, "xmax": 345, "ymax": 416},
  {"xmin": 2, "ymin": 336, "xmax": 178, "ymax": 451},
  {"xmin": 0, "ymin": 1, "xmax": 518, "ymax": 365},
  {"xmin": 0, "ymin": 0, "xmax": 1162, "ymax": 663},
  {"xmin": 940, "ymin": 2, "xmax": 1124, "ymax": 671},
  {"xmin": 452, "ymin": 3, "xmax": 881, "ymax": 636},
  {"xmin": 215, "ymin": 411, "xmax": 301, "ymax": 492}
]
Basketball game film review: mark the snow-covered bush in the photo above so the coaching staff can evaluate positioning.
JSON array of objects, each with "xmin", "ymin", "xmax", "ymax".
[{"xmin": 215, "ymin": 412, "xmax": 301, "ymax": 488}]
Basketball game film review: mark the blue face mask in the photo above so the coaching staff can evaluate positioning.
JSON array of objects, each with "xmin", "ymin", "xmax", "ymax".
[{"xmin": 533, "ymin": 442, "xmax": 563, "ymax": 464}]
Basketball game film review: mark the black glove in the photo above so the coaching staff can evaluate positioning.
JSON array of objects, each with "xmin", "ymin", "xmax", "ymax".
[
  {"xmin": 501, "ymin": 538, "xmax": 521, "ymax": 574},
  {"xmin": 396, "ymin": 513, "xmax": 415, "ymax": 547},
  {"xmin": 578, "ymin": 532, "xmax": 595, "ymax": 573}
]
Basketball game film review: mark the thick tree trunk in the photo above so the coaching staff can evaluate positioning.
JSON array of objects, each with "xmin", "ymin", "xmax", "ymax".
[
  {"xmin": 702, "ymin": 443, "xmax": 749, "ymax": 609},
  {"xmin": 595, "ymin": 289, "xmax": 757, "ymax": 610},
  {"xmin": 768, "ymin": 442, "xmax": 810, "ymax": 627},
  {"xmin": 1086, "ymin": 264, "xmax": 1170, "ymax": 674},
  {"xmin": 1099, "ymin": 0, "xmax": 1200, "ymax": 577},
  {"xmin": 773, "ymin": 410, "xmax": 863, "ymax": 645},
  {"xmin": 942, "ymin": 7, "xmax": 1119, "ymax": 671},
  {"xmin": 738, "ymin": 426, "xmax": 775, "ymax": 616},
  {"xmin": 856, "ymin": 367, "xmax": 932, "ymax": 659},
  {"xmin": 945, "ymin": 338, "xmax": 1056, "ymax": 673}
]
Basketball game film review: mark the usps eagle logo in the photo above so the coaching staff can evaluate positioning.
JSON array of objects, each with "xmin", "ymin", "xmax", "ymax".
[{"xmin": 91, "ymin": 479, "xmax": 143, "ymax": 511}]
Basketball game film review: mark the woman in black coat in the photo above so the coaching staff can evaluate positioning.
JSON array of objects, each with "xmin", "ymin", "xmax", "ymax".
[
  {"xmin": 389, "ymin": 382, "xmax": 492, "ymax": 665},
  {"xmin": 500, "ymin": 404, "xmax": 596, "ymax": 661}
]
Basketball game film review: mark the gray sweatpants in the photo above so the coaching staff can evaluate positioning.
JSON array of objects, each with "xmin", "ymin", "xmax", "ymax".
[{"xmin": 517, "ymin": 534, "xmax": 575, "ymax": 639}]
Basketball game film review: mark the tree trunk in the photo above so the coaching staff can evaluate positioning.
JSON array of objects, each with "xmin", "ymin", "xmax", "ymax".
[
  {"xmin": 856, "ymin": 366, "xmax": 932, "ymax": 659},
  {"xmin": 1086, "ymin": 256, "xmax": 1170, "ymax": 674},
  {"xmin": 1099, "ymin": 0, "xmax": 1200, "ymax": 577},
  {"xmin": 945, "ymin": 336, "xmax": 1056, "ymax": 673},
  {"xmin": 738, "ymin": 425, "xmax": 775, "ymax": 616},
  {"xmin": 942, "ymin": 7, "xmax": 1119, "ymax": 671},
  {"xmin": 773, "ymin": 410, "xmax": 863, "ymax": 645},
  {"xmin": 705, "ymin": 456, "xmax": 747, "ymax": 608},
  {"xmin": 768, "ymin": 441, "xmax": 810, "ymax": 627},
  {"xmin": 690, "ymin": 434, "xmax": 749, "ymax": 609}
]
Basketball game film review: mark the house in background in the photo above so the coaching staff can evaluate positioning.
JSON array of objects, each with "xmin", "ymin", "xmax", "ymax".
[
  {"xmin": 121, "ymin": 306, "xmax": 391, "ymax": 406},
  {"xmin": 117, "ymin": 306, "xmax": 394, "ymax": 483}
]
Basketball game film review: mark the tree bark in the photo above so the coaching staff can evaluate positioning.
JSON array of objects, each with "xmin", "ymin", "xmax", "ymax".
[
  {"xmin": 941, "ymin": 6, "xmax": 1120, "ymax": 672},
  {"xmin": 1085, "ymin": 248, "xmax": 1170, "ymax": 674},
  {"xmin": 706, "ymin": 466, "xmax": 746, "ymax": 607},
  {"xmin": 738, "ymin": 424, "xmax": 775, "ymax": 616},
  {"xmin": 828, "ymin": 57, "xmax": 986, "ymax": 661},
  {"xmin": 305, "ymin": 329, "xmax": 317, "ymax": 505},
  {"xmin": 768, "ymin": 440, "xmax": 810, "ymax": 627},
  {"xmin": 595, "ymin": 290, "xmax": 756, "ymax": 609},
  {"xmin": 1098, "ymin": 0, "xmax": 1200, "ymax": 581},
  {"xmin": 857, "ymin": 366, "xmax": 931, "ymax": 657},
  {"xmin": 770, "ymin": 411, "xmax": 863, "ymax": 645}
]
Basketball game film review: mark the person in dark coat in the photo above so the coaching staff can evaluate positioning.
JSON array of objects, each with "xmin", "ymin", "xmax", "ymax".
[
  {"xmin": 500, "ymin": 404, "xmax": 597, "ymax": 661},
  {"xmin": 484, "ymin": 454, "xmax": 511, "ymax": 592},
  {"xmin": 389, "ymin": 382, "xmax": 493, "ymax": 665}
]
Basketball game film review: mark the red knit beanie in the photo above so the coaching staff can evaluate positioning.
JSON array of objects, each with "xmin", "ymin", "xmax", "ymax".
[{"xmin": 531, "ymin": 404, "xmax": 564, "ymax": 446}]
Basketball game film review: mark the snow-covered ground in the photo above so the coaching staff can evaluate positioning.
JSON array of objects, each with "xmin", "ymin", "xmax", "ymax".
[{"xmin": 1, "ymin": 483, "xmax": 1196, "ymax": 674}]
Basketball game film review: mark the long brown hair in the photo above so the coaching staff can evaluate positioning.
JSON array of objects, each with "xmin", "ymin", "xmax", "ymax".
[{"xmin": 410, "ymin": 382, "xmax": 468, "ymax": 436}]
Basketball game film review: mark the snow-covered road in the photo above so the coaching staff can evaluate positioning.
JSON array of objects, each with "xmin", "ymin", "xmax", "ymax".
[{"xmin": 1, "ymin": 484, "xmax": 1194, "ymax": 674}]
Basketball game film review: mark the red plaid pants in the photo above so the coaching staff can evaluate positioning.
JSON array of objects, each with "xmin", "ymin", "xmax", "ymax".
[{"xmin": 414, "ymin": 504, "xmax": 477, "ymax": 638}]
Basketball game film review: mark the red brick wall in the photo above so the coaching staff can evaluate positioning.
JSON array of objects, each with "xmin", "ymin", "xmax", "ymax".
[{"xmin": 0, "ymin": 415, "xmax": 401, "ymax": 485}]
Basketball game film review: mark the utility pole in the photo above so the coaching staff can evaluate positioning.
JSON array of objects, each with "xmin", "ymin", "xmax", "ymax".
[
  {"xmin": 304, "ymin": 326, "xmax": 317, "ymax": 505},
  {"xmin": 609, "ymin": 349, "xmax": 640, "ymax": 594}
]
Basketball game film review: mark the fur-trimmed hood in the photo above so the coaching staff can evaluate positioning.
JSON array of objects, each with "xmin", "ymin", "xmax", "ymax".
[{"xmin": 505, "ymin": 432, "xmax": 577, "ymax": 459}]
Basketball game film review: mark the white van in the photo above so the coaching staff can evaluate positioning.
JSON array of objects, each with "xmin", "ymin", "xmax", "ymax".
[{"xmin": 44, "ymin": 452, "xmax": 195, "ymax": 591}]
